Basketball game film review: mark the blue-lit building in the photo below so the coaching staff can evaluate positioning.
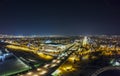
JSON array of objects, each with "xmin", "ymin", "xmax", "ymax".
[{"xmin": 0, "ymin": 49, "xmax": 14, "ymax": 62}]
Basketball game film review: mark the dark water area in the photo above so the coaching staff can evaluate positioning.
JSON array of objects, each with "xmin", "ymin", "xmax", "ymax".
[{"xmin": 98, "ymin": 69, "xmax": 120, "ymax": 76}]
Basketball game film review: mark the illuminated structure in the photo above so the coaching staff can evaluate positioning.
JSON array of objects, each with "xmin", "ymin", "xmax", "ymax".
[
  {"xmin": 0, "ymin": 53, "xmax": 14, "ymax": 62},
  {"xmin": 82, "ymin": 36, "xmax": 89, "ymax": 46}
]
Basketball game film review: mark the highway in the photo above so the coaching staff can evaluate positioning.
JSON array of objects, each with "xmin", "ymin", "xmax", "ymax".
[{"xmin": 18, "ymin": 43, "xmax": 80, "ymax": 76}]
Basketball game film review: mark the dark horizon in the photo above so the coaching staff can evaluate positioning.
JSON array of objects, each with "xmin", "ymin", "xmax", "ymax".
[{"xmin": 0, "ymin": 0, "xmax": 120, "ymax": 35}]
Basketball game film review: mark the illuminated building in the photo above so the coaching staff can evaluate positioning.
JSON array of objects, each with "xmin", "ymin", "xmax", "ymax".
[{"xmin": 82, "ymin": 36, "xmax": 89, "ymax": 46}]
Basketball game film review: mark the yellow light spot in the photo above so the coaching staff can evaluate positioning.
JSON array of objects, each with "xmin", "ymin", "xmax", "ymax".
[
  {"xmin": 39, "ymin": 70, "xmax": 47, "ymax": 75},
  {"xmin": 27, "ymin": 72, "xmax": 33, "ymax": 75},
  {"xmin": 33, "ymin": 74, "xmax": 39, "ymax": 76}
]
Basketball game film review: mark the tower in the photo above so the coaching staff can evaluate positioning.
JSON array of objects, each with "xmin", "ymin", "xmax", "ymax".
[{"xmin": 82, "ymin": 36, "xmax": 88, "ymax": 46}]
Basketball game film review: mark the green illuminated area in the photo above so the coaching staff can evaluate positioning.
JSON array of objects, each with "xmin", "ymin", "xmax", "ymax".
[{"xmin": 0, "ymin": 57, "xmax": 30, "ymax": 76}]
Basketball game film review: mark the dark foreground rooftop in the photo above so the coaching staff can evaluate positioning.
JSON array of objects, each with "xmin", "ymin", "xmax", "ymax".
[{"xmin": 98, "ymin": 69, "xmax": 120, "ymax": 76}]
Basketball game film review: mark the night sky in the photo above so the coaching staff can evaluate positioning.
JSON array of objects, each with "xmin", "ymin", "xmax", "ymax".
[{"xmin": 0, "ymin": 0, "xmax": 120, "ymax": 35}]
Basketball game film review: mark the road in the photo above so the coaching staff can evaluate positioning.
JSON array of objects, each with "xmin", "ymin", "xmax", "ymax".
[{"xmin": 19, "ymin": 43, "xmax": 79, "ymax": 76}]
